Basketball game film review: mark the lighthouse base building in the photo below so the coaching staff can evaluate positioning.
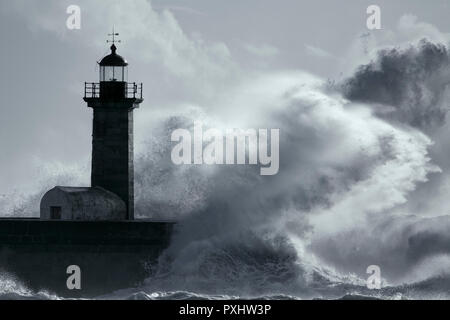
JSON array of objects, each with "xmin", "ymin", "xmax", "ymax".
[{"xmin": 40, "ymin": 186, "xmax": 127, "ymax": 221}]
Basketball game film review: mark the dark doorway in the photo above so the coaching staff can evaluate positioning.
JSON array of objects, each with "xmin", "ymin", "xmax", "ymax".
[{"xmin": 50, "ymin": 206, "xmax": 62, "ymax": 220}]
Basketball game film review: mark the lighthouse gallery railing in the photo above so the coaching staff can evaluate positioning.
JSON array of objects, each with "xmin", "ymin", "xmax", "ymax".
[{"xmin": 84, "ymin": 82, "xmax": 143, "ymax": 100}]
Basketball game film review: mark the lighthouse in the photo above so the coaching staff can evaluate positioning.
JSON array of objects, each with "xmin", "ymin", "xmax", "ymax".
[
  {"xmin": 84, "ymin": 37, "xmax": 143, "ymax": 220},
  {"xmin": 40, "ymin": 34, "xmax": 143, "ymax": 221}
]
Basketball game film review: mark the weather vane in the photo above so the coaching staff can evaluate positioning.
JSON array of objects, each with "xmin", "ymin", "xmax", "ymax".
[{"xmin": 107, "ymin": 27, "xmax": 121, "ymax": 45}]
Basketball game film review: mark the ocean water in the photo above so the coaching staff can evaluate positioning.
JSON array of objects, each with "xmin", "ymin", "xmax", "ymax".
[
  {"xmin": 2, "ymin": 253, "xmax": 450, "ymax": 300},
  {"xmin": 2, "ymin": 216, "xmax": 450, "ymax": 301}
]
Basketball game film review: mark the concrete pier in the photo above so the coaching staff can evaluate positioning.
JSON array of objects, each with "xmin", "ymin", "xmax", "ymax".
[{"xmin": 0, "ymin": 218, "xmax": 175, "ymax": 298}]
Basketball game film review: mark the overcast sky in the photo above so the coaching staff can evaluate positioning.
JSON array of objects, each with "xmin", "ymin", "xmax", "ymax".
[{"xmin": 1, "ymin": 0, "xmax": 450, "ymax": 196}]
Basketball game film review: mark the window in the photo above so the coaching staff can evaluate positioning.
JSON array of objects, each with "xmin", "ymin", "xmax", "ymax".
[
  {"xmin": 100, "ymin": 66, "xmax": 127, "ymax": 82},
  {"xmin": 50, "ymin": 206, "xmax": 62, "ymax": 220}
]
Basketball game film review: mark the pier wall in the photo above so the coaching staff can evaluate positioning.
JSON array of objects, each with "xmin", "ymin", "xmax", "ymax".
[{"xmin": 0, "ymin": 219, "xmax": 175, "ymax": 297}]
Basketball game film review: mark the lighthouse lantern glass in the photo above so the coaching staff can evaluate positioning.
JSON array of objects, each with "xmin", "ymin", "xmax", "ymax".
[{"xmin": 100, "ymin": 66, "xmax": 127, "ymax": 82}]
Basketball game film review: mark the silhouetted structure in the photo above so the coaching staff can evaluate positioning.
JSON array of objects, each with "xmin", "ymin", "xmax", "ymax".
[
  {"xmin": 40, "ymin": 42, "xmax": 143, "ymax": 220},
  {"xmin": 84, "ymin": 44, "xmax": 143, "ymax": 220}
]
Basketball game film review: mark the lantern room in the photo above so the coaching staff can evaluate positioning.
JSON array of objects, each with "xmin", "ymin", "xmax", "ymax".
[
  {"xmin": 99, "ymin": 44, "xmax": 128, "ymax": 82},
  {"xmin": 84, "ymin": 37, "xmax": 143, "ymax": 103}
]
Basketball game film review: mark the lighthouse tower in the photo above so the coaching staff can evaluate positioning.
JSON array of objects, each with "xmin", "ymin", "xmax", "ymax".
[{"xmin": 83, "ymin": 36, "xmax": 143, "ymax": 220}]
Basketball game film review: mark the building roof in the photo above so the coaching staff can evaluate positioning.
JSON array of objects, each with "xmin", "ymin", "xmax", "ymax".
[
  {"xmin": 99, "ymin": 44, "xmax": 128, "ymax": 67},
  {"xmin": 48, "ymin": 186, "xmax": 126, "ymax": 209},
  {"xmin": 56, "ymin": 187, "xmax": 91, "ymax": 193},
  {"xmin": 52, "ymin": 186, "xmax": 123, "ymax": 201}
]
